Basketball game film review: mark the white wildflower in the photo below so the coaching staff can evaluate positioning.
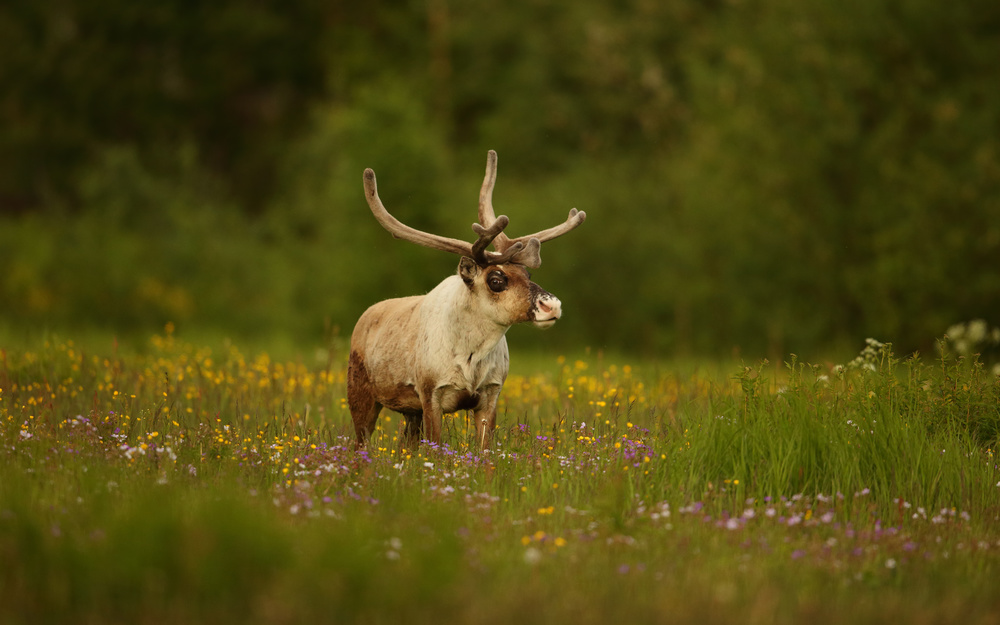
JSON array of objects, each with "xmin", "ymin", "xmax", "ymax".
[
  {"xmin": 967, "ymin": 319, "xmax": 988, "ymax": 344},
  {"xmin": 523, "ymin": 547, "xmax": 542, "ymax": 565}
]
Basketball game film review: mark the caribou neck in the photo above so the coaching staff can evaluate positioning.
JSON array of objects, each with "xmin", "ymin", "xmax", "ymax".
[{"xmin": 430, "ymin": 276, "xmax": 510, "ymax": 365}]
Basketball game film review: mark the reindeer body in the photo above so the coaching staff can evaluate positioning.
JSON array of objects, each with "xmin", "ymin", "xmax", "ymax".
[
  {"xmin": 348, "ymin": 151, "xmax": 582, "ymax": 450},
  {"xmin": 349, "ymin": 278, "xmax": 510, "ymax": 447}
]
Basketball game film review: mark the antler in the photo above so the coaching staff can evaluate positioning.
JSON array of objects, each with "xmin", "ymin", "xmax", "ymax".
[
  {"xmin": 508, "ymin": 208, "xmax": 587, "ymax": 249},
  {"xmin": 478, "ymin": 150, "xmax": 511, "ymax": 252},
  {"xmin": 363, "ymin": 168, "xmax": 522, "ymax": 266},
  {"xmin": 477, "ymin": 150, "xmax": 586, "ymax": 268},
  {"xmin": 363, "ymin": 151, "xmax": 585, "ymax": 269}
]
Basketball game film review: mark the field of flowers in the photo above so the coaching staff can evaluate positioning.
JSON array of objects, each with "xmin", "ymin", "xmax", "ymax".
[{"xmin": 2, "ymin": 327, "xmax": 1000, "ymax": 624}]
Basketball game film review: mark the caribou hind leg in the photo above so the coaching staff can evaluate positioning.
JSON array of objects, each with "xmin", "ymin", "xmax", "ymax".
[{"xmin": 348, "ymin": 351, "xmax": 381, "ymax": 449}]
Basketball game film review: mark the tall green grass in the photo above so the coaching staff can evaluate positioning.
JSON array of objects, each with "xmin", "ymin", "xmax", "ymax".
[{"xmin": 2, "ymin": 332, "xmax": 999, "ymax": 623}]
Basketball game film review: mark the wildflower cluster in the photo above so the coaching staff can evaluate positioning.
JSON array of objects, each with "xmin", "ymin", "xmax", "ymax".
[{"xmin": 837, "ymin": 337, "xmax": 892, "ymax": 373}]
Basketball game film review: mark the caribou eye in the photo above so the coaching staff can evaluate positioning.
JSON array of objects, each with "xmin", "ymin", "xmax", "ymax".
[{"xmin": 487, "ymin": 270, "xmax": 508, "ymax": 293}]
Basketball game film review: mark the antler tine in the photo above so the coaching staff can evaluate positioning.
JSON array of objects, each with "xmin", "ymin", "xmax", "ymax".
[
  {"xmin": 470, "ymin": 216, "xmax": 508, "ymax": 260},
  {"xmin": 478, "ymin": 150, "xmax": 512, "ymax": 251},
  {"xmin": 471, "ymin": 217, "xmax": 526, "ymax": 266},
  {"xmin": 509, "ymin": 208, "xmax": 587, "ymax": 247},
  {"xmin": 363, "ymin": 169, "xmax": 473, "ymax": 257}
]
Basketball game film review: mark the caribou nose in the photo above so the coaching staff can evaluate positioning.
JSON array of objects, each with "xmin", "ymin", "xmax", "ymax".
[
  {"xmin": 534, "ymin": 294, "xmax": 562, "ymax": 327},
  {"xmin": 537, "ymin": 299, "xmax": 560, "ymax": 317}
]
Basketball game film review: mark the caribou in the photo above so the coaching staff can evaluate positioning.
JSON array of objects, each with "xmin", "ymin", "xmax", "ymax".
[{"xmin": 348, "ymin": 150, "xmax": 586, "ymax": 451}]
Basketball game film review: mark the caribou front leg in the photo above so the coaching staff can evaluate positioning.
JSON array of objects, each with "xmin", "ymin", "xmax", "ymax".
[
  {"xmin": 474, "ymin": 385, "xmax": 502, "ymax": 450},
  {"xmin": 419, "ymin": 385, "xmax": 445, "ymax": 445}
]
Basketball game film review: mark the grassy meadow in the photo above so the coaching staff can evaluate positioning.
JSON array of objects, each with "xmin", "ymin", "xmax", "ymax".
[{"xmin": 2, "ymin": 327, "xmax": 1000, "ymax": 624}]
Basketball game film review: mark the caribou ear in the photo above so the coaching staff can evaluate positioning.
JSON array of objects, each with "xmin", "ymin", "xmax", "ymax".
[{"xmin": 458, "ymin": 256, "xmax": 479, "ymax": 285}]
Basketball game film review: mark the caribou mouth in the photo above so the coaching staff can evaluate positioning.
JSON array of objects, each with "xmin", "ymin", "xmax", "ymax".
[{"xmin": 532, "ymin": 295, "xmax": 562, "ymax": 329}]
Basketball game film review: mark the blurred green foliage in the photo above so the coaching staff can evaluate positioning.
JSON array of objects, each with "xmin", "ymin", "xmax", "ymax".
[{"xmin": 1, "ymin": 0, "xmax": 998, "ymax": 356}]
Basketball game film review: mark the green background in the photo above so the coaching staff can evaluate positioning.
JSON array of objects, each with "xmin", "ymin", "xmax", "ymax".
[{"xmin": 2, "ymin": 0, "xmax": 998, "ymax": 358}]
